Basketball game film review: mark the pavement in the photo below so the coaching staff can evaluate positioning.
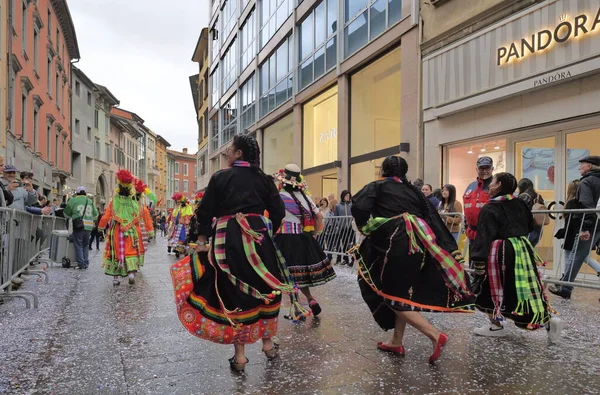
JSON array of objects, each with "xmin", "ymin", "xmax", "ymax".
[{"xmin": 1, "ymin": 236, "xmax": 600, "ymax": 395}]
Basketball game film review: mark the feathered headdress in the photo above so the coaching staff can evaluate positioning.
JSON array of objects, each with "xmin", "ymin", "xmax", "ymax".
[
  {"xmin": 134, "ymin": 179, "xmax": 147, "ymax": 195},
  {"xmin": 172, "ymin": 192, "xmax": 184, "ymax": 202},
  {"xmin": 116, "ymin": 169, "xmax": 134, "ymax": 186},
  {"xmin": 194, "ymin": 191, "xmax": 204, "ymax": 202}
]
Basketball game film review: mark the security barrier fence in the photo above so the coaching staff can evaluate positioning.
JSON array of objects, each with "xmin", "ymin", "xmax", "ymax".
[
  {"xmin": 0, "ymin": 208, "xmax": 68, "ymax": 308},
  {"xmin": 318, "ymin": 208, "xmax": 600, "ymax": 291}
]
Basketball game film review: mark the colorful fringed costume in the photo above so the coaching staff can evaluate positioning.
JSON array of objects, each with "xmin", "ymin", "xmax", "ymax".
[
  {"xmin": 134, "ymin": 179, "xmax": 155, "ymax": 265},
  {"xmin": 470, "ymin": 194, "xmax": 554, "ymax": 329},
  {"xmin": 273, "ymin": 165, "xmax": 336, "ymax": 288},
  {"xmin": 168, "ymin": 193, "xmax": 194, "ymax": 254},
  {"xmin": 170, "ymin": 161, "xmax": 307, "ymax": 345},
  {"xmin": 352, "ymin": 178, "xmax": 474, "ymax": 331},
  {"xmin": 99, "ymin": 170, "xmax": 143, "ymax": 277}
]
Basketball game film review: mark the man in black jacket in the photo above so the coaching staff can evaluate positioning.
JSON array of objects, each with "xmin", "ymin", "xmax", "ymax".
[{"xmin": 550, "ymin": 155, "xmax": 600, "ymax": 298}]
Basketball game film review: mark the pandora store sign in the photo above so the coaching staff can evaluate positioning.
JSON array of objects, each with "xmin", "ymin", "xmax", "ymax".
[{"xmin": 497, "ymin": 7, "xmax": 600, "ymax": 65}]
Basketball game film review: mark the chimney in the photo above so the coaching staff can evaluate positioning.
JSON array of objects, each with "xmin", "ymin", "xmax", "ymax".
[{"xmin": 182, "ymin": 148, "xmax": 188, "ymax": 154}]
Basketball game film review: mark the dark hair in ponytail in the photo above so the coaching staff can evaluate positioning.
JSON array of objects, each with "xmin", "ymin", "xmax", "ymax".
[
  {"xmin": 232, "ymin": 134, "xmax": 270, "ymax": 181},
  {"xmin": 493, "ymin": 172, "xmax": 518, "ymax": 197},
  {"xmin": 381, "ymin": 155, "xmax": 433, "ymax": 217}
]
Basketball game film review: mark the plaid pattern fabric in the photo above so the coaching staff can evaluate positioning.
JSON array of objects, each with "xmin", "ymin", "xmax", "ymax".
[
  {"xmin": 510, "ymin": 237, "xmax": 545, "ymax": 324},
  {"xmin": 362, "ymin": 214, "xmax": 472, "ymax": 299},
  {"xmin": 488, "ymin": 239, "xmax": 505, "ymax": 321},
  {"xmin": 212, "ymin": 214, "xmax": 296, "ymax": 301},
  {"xmin": 140, "ymin": 219, "xmax": 148, "ymax": 249}
]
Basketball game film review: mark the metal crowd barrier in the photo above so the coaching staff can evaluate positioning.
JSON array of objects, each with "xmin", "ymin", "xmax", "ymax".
[
  {"xmin": 531, "ymin": 207, "xmax": 600, "ymax": 291},
  {"xmin": 316, "ymin": 216, "xmax": 357, "ymax": 263},
  {"xmin": 0, "ymin": 209, "xmax": 67, "ymax": 308}
]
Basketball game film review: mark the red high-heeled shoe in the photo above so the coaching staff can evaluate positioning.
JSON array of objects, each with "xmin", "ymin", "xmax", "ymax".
[
  {"xmin": 377, "ymin": 342, "xmax": 406, "ymax": 356},
  {"xmin": 429, "ymin": 333, "xmax": 449, "ymax": 364}
]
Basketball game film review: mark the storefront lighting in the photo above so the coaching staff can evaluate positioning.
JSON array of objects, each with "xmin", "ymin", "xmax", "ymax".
[
  {"xmin": 480, "ymin": 148, "xmax": 486, "ymax": 152},
  {"xmin": 467, "ymin": 149, "xmax": 473, "ymax": 154},
  {"xmin": 494, "ymin": 146, "xmax": 500, "ymax": 150}
]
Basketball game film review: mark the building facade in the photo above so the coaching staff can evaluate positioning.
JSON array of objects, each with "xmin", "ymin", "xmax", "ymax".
[
  {"xmin": 7, "ymin": 0, "xmax": 80, "ymax": 200},
  {"xmin": 168, "ymin": 148, "xmax": 197, "ymax": 201},
  {"xmin": 144, "ymin": 129, "xmax": 159, "ymax": 194},
  {"xmin": 92, "ymin": 84, "xmax": 119, "ymax": 208},
  {"xmin": 421, "ymin": 0, "xmax": 600, "ymax": 275},
  {"xmin": 206, "ymin": 0, "xmax": 418, "ymax": 197},
  {"xmin": 166, "ymin": 151, "xmax": 175, "ymax": 208},
  {"xmin": 70, "ymin": 66, "xmax": 97, "ymax": 198},
  {"xmin": 1, "ymin": 3, "xmax": 7, "ymax": 155},
  {"xmin": 110, "ymin": 110, "xmax": 142, "ymax": 179},
  {"xmin": 192, "ymin": 27, "xmax": 211, "ymax": 191},
  {"xmin": 155, "ymin": 134, "xmax": 171, "ymax": 210}
]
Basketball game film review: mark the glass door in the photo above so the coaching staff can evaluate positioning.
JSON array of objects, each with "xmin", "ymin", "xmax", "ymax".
[{"xmin": 513, "ymin": 135, "xmax": 561, "ymax": 275}]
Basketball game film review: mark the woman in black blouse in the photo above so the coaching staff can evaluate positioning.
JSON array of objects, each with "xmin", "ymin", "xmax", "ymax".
[
  {"xmin": 352, "ymin": 156, "xmax": 474, "ymax": 364},
  {"xmin": 170, "ymin": 135, "xmax": 303, "ymax": 372}
]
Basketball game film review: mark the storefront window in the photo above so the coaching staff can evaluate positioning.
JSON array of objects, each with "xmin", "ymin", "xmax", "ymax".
[
  {"xmin": 263, "ymin": 113, "xmax": 294, "ymax": 176},
  {"xmin": 350, "ymin": 47, "xmax": 401, "ymax": 157},
  {"xmin": 565, "ymin": 128, "xmax": 600, "ymax": 274},
  {"xmin": 447, "ymin": 139, "xmax": 507, "ymax": 204},
  {"xmin": 515, "ymin": 136, "xmax": 557, "ymax": 267},
  {"xmin": 303, "ymin": 86, "xmax": 338, "ymax": 169},
  {"xmin": 566, "ymin": 129, "xmax": 600, "ymax": 185},
  {"xmin": 304, "ymin": 170, "xmax": 337, "ymax": 198},
  {"xmin": 350, "ymin": 156, "xmax": 386, "ymax": 194}
]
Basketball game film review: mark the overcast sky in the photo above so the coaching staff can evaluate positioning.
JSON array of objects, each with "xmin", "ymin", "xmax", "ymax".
[{"xmin": 69, "ymin": 0, "xmax": 209, "ymax": 152}]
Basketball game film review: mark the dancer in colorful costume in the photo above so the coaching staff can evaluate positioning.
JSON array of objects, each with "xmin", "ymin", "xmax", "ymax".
[
  {"xmin": 352, "ymin": 156, "xmax": 474, "ymax": 364},
  {"xmin": 167, "ymin": 194, "xmax": 181, "ymax": 254},
  {"xmin": 185, "ymin": 191, "xmax": 204, "ymax": 245},
  {"xmin": 170, "ymin": 134, "xmax": 307, "ymax": 372},
  {"xmin": 134, "ymin": 179, "xmax": 156, "ymax": 266},
  {"xmin": 168, "ymin": 193, "xmax": 193, "ymax": 257},
  {"xmin": 273, "ymin": 164, "xmax": 336, "ymax": 317},
  {"xmin": 99, "ymin": 170, "xmax": 142, "ymax": 286},
  {"xmin": 469, "ymin": 172, "xmax": 563, "ymax": 341}
]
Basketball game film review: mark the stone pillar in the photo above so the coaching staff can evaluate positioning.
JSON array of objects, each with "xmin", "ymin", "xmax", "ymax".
[{"xmin": 337, "ymin": 74, "xmax": 350, "ymax": 196}]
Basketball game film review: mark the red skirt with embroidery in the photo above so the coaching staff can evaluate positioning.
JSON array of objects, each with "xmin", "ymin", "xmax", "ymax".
[{"xmin": 170, "ymin": 217, "xmax": 286, "ymax": 345}]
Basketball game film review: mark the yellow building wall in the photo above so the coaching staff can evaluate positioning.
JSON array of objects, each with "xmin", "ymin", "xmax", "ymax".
[{"xmin": 156, "ymin": 142, "xmax": 168, "ymax": 209}]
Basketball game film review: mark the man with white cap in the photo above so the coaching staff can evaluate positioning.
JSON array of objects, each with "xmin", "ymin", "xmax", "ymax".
[{"xmin": 64, "ymin": 186, "xmax": 99, "ymax": 269}]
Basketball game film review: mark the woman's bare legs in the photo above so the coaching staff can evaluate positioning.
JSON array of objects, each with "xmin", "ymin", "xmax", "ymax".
[
  {"xmin": 262, "ymin": 337, "xmax": 274, "ymax": 351},
  {"xmin": 233, "ymin": 343, "xmax": 246, "ymax": 363},
  {"xmin": 381, "ymin": 313, "xmax": 407, "ymax": 347},
  {"xmin": 300, "ymin": 287, "xmax": 314, "ymax": 302},
  {"xmin": 396, "ymin": 311, "xmax": 442, "ymax": 350}
]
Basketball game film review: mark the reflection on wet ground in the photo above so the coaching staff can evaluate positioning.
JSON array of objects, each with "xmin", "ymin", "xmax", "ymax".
[{"xmin": 1, "ymin": 237, "xmax": 599, "ymax": 394}]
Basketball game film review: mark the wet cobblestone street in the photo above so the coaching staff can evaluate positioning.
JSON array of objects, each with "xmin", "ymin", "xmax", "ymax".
[{"xmin": 1, "ymin": 237, "xmax": 599, "ymax": 395}]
